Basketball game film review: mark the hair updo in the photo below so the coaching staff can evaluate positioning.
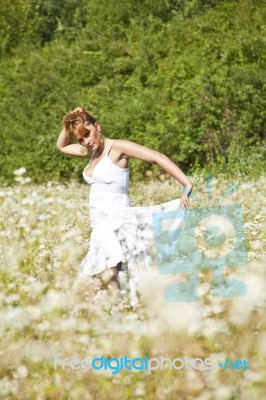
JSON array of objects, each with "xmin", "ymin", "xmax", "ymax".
[{"xmin": 62, "ymin": 107, "xmax": 97, "ymax": 142}]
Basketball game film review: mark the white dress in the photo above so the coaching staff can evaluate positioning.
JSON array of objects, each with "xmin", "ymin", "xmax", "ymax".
[{"xmin": 77, "ymin": 140, "xmax": 185, "ymax": 306}]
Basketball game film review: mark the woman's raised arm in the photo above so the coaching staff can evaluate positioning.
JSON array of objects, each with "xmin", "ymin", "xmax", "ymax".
[
  {"xmin": 56, "ymin": 128, "xmax": 89, "ymax": 158},
  {"xmin": 116, "ymin": 139, "xmax": 193, "ymax": 208}
]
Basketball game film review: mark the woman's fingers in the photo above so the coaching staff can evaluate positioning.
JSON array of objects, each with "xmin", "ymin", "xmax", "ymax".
[{"xmin": 180, "ymin": 194, "xmax": 190, "ymax": 209}]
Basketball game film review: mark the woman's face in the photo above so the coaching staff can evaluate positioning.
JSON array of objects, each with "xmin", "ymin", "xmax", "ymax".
[{"xmin": 75, "ymin": 123, "xmax": 101, "ymax": 152}]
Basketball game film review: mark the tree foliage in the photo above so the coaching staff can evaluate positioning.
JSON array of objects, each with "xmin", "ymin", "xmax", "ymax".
[{"xmin": 0, "ymin": 0, "xmax": 265, "ymax": 184}]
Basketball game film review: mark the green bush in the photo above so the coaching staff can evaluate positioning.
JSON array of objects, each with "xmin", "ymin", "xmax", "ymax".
[{"xmin": 0, "ymin": 0, "xmax": 265, "ymax": 185}]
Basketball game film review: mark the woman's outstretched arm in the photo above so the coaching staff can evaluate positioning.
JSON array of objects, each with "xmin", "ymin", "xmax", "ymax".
[
  {"xmin": 56, "ymin": 128, "xmax": 89, "ymax": 158},
  {"xmin": 116, "ymin": 139, "xmax": 193, "ymax": 208}
]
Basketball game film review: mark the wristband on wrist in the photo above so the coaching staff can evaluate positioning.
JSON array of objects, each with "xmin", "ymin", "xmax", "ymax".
[{"xmin": 182, "ymin": 186, "xmax": 192, "ymax": 197}]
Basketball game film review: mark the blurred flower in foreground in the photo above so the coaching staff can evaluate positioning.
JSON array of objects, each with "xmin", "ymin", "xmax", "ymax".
[
  {"xmin": 13, "ymin": 167, "xmax": 31, "ymax": 185},
  {"xmin": 13, "ymin": 167, "xmax": 27, "ymax": 176}
]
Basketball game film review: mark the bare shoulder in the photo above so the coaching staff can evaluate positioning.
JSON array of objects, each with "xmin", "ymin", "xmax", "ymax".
[
  {"xmin": 113, "ymin": 138, "xmax": 162, "ymax": 164},
  {"xmin": 113, "ymin": 138, "xmax": 138, "ymax": 147},
  {"xmin": 113, "ymin": 139, "xmax": 145, "ymax": 156}
]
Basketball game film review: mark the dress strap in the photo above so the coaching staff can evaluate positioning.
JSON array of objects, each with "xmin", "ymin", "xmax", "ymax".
[{"xmin": 107, "ymin": 140, "xmax": 115, "ymax": 156}]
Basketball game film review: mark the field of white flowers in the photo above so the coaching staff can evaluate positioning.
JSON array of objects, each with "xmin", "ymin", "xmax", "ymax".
[{"xmin": 0, "ymin": 171, "xmax": 265, "ymax": 400}]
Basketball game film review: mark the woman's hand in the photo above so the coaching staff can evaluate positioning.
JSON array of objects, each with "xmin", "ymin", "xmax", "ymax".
[
  {"xmin": 180, "ymin": 193, "xmax": 190, "ymax": 210},
  {"xmin": 179, "ymin": 185, "xmax": 192, "ymax": 209}
]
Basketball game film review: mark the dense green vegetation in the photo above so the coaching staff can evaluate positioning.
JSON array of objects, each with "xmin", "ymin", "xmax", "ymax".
[{"xmin": 0, "ymin": 0, "xmax": 265, "ymax": 184}]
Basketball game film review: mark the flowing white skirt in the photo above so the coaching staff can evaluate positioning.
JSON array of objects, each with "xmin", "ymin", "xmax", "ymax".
[{"xmin": 77, "ymin": 197, "xmax": 185, "ymax": 306}]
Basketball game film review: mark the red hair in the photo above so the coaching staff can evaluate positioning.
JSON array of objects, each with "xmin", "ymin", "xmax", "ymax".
[{"xmin": 62, "ymin": 107, "xmax": 97, "ymax": 141}]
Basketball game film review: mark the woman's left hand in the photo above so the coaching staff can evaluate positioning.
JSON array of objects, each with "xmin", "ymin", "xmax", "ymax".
[{"xmin": 180, "ymin": 193, "xmax": 190, "ymax": 210}]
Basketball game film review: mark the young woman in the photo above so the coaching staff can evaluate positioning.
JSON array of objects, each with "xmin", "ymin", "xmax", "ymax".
[{"xmin": 56, "ymin": 107, "xmax": 193, "ymax": 305}]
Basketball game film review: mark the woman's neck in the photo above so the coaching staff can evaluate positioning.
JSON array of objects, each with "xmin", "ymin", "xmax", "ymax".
[{"xmin": 91, "ymin": 138, "xmax": 107, "ymax": 158}]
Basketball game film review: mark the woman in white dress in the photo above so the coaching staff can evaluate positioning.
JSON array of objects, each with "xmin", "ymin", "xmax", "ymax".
[{"xmin": 56, "ymin": 107, "xmax": 193, "ymax": 305}]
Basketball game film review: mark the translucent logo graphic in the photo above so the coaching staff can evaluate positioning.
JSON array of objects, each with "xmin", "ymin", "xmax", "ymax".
[{"xmin": 152, "ymin": 173, "xmax": 248, "ymax": 302}]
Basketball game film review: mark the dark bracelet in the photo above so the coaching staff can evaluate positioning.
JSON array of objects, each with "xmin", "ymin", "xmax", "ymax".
[{"xmin": 182, "ymin": 186, "xmax": 192, "ymax": 197}]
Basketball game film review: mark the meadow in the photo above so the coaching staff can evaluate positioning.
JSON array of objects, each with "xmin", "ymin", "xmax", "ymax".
[
  {"xmin": 0, "ymin": 169, "xmax": 265, "ymax": 399},
  {"xmin": 1, "ymin": 1, "xmax": 266, "ymax": 398}
]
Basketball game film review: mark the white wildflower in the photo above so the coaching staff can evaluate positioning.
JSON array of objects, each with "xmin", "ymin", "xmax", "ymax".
[
  {"xmin": 0, "ymin": 377, "xmax": 18, "ymax": 396},
  {"xmin": 61, "ymin": 229, "xmax": 80, "ymax": 242},
  {"xmin": 25, "ymin": 305, "xmax": 42, "ymax": 319},
  {"xmin": 4, "ymin": 307, "xmax": 31, "ymax": 330},
  {"xmin": 13, "ymin": 167, "xmax": 26, "ymax": 176},
  {"xmin": 201, "ymin": 319, "xmax": 230, "ymax": 338},
  {"xmin": 244, "ymin": 370, "xmax": 263, "ymax": 383},
  {"xmin": 37, "ymin": 320, "xmax": 51, "ymax": 332},
  {"xmin": 213, "ymin": 385, "xmax": 234, "ymax": 400},
  {"xmin": 40, "ymin": 289, "xmax": 68, "ymax": 313},
  {"xmin": 134, "ymin": 382, "xmax": 146, "ymax": 396},
  {"xmin": 14, "ymin": 365, "xmax": 28, "ymax": 379}
]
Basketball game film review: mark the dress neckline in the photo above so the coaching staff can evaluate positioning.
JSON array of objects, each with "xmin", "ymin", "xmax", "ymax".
[{"xmin": 83, "ymin": 154, "xmax": 129, "ymax": 180}]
